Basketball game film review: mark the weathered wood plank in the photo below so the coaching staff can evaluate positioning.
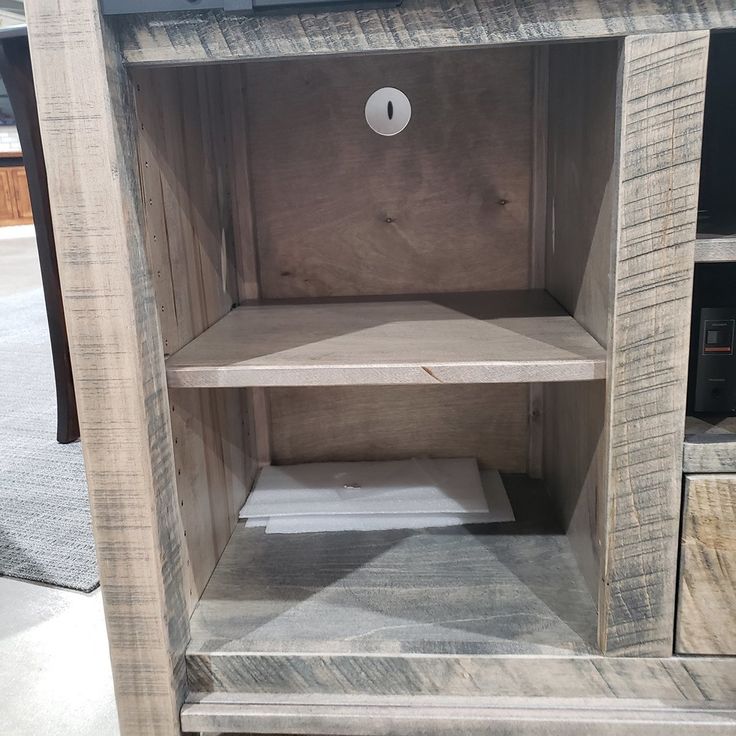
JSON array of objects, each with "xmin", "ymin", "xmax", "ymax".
[
  {"xmin": 165, "ymin": 291, "xmax": 607, "ymax": 387},
  {"xmin": 684, "ymin": 415, "xmax": 736, "ymax": 473},
  {"xmin": 694, "ymin": 236, "xmax": 736, "ymax": 263},
  {"xmin": 25, "ymin": 2, "xmax": 188, "ymax": 734},
  {"xmin": 114, "ymin": 0, "xmax": 736, "ymax": 67},
  {"xmin": 600, "ymin": 31, "xmax": 709, "ymax": 655},
  {"xmin": 133, "ymin": 64, "xmax": 253, "ymax": 612},
  {"xmin": 542, "ymin": 39, "xmax": 619, "ymax": 602},
  {"xmin": 181, "ymin": 691, "xmax": 736, "ymax": 735},
  {"xmin": 676, "ymin": 474, "xmax": 736, "ymax": 655}
]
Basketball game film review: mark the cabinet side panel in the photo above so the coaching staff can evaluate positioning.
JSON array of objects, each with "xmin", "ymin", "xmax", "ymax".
[
  {"xmin": 25, "ymin": 2, "xmax": 189, "ymax": 734},
  {"xmin": 676, "ymin": 474, "xmax": 736, "ymax": 655},
  {"xmin": 132, "ymin": 66, "xmax": 254, "ymax": 610},
  {"xmin": 543, "ymin": 40, "xmax": 620, "ymax": 606},
  {"xmin": 601, "ymin": 31, "xmax": 708, "ymax": 656}
]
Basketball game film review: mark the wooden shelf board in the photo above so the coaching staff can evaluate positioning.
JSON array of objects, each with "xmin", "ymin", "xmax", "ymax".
[
  {"xmin": 114, "ymin": 1, "xmax": 736, "ymax": 67},
  {"xmin": 684, "ymin": 414, "xmax": 736, "ymax": 473},
  {"xmin": 181, "ymin": 687, "xmax": 736, "ymax": 735},
  {"xmin": 186, "ymin": 474, "xmax": 599, "ymax": 696},
  {"xmin": 166, "ymin": 290, "xmax": 607, "ymax": 388},
  {"xmin": 694, "ymin": 235, "xmax": 736, "ymax": 263}
]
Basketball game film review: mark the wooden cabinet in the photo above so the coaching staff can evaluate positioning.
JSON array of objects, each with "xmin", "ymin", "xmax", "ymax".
[
  {"xmin": 0, "ymin": 160, "xmax": 33, "ymax": 226},
  {"xmin": 25, "ymin": 1, "xmax": 736, "ymax": 735}
]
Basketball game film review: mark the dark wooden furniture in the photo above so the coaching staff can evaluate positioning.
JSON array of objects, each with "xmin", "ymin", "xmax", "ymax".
[{"xmin": 0, "ymin": 28, "xmax": 78, "ymax": 444}]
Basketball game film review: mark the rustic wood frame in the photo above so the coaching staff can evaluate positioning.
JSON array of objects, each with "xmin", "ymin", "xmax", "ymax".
[{"xmin": 25, "ymin": 1, "xmax": 736, "ymax": 734}]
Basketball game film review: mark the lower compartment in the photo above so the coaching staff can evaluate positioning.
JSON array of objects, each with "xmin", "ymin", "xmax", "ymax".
[{"xmin": 186, "ymin": 474, "xmax": 599, "ymax": 698}]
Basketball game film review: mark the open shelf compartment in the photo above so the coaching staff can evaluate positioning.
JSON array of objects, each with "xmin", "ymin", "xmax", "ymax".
[{"xmin": 130, "ymin": 36, "xmax": 621, "ymax": 706}]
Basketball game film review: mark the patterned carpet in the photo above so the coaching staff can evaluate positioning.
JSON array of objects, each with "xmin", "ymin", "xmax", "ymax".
[{"xmin": 0, "ymin": 288, "xmax": 98, "ymax": 592}]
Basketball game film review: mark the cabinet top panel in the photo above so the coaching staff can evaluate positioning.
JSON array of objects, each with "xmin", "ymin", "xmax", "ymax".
[{"xmin": 114, "ymin": 0, "xmax": 736, "ymax": 66}]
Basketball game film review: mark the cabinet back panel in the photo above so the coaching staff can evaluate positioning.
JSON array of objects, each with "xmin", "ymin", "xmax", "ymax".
[
  {"xmin": 269, "ymin": 385, "xmax": 528, "ymax": 472},
  {"xmin": 244, "ymin": 47, "xmax": 533, "ymax": 298}
]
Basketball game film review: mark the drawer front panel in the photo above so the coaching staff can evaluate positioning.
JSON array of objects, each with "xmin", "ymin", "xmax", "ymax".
[{"xmin": 677, "ymin": 474, "xmax": 736, "ymax": 654}]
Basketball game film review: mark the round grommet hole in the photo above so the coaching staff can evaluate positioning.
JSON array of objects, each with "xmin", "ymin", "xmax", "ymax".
[{"xmin": 365, "ymin": 87, "xmax": 411, "ymax": 136}]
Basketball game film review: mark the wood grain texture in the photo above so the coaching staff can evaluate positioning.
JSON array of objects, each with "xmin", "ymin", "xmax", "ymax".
[
  {"xmin": 114, "ymin": 0, "xmax": 736, "ymax": 67},
  {"xmin": 133, "ymin": 63, "xmax": 254, "ymax": 611},
  {"xmin": 188, "ymin": 475, "xmax": 598, "ymax": 672},
  {"xmin": 245, "ymin": 47, "xmax": 532, "ymax": 299},
  {"xmin": 676, "ymin": 473, "xmax": 736, "ymax": 655},
  {"xmin": 169, "ymin": 388, "xmax": 253, "ymax": 612},
  {"xmin": 25, "ymin": 2, "xmax": 188, "ymax": 734},
  {"xmin": 181, "ymin": 691, "xmax": 736, "ymax": 735},
  {"xmin": 165, "ymin": 291, "xmax": 607, "ymax": 387},
  {"xmin": 133, "ymin": 64, "xmax": 238, "ymax": 355},
  {"xmin": 600, "ymin": 32, "xmax": 709, "ymax": 656},
  {"xmin": 684, "ymin": 415, "xmax": 736, "ymax": 473},
  {"xmin": 544, "ymin": 380, "xmax": 607, "ymax": 601},
  {"xmin": 542, "ymin": 40, "xmax": 619, "ymax": 603},
  {"xmin": 545, "ymin": 40, "xmax": 619, "ymax": 347},
  {"xmin": 694, "ymin": 235, "xmax": 736, "ymax": 263},
  {"xmin": 269, "ymin": 383, "xmax": 529, "ymax": 473}
]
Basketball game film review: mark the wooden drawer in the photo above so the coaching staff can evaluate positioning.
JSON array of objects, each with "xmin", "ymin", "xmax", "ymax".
[{"xmin": 676, "ymin": 474, "xmax": 736, "ymax": 655}]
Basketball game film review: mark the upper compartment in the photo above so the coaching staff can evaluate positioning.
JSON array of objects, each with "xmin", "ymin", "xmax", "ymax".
[{"xmin": 132, "ymin": 42, "xmax": 618, "ymax": 388}]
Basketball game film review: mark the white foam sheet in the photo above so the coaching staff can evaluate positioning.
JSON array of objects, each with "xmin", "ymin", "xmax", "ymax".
[
  {"xmin": 241, "ymin": 458, "xmax": 488, "ymax": 518},
  {"xmin": 240, "ymin": 461, "xmax": 515, "ymax": 534}
]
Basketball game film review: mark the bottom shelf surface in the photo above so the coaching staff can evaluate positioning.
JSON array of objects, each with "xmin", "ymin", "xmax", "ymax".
[
  {"xmin": 184, "ymin": 474, "xmax": 736, "ymax": 734},
  {"xmin": 187, "ymin": 475, "xmax": 599, "ymax": 696}
]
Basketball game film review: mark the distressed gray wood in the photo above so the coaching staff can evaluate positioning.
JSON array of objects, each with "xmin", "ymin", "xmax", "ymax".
[
  {"xmin": 25, "ymin": 1, "xmax": 189, "ymax": 734},
  {"xmin": 694, "ymin": 236, "xmax": 736, "ymax": 263},
  {"xmin": 542, "ymin": 39, "xmax": 619, "ymax": 601},
  {"xmin": 187, "ymin": 476, "xmax": 599, "ymax": 693},
  {"xmin": 684, "ymin": 415, "xmax": 736, "ymax": 473},
  {"xmin": 676, "ymin": 474, "xmax": 736, "ymax": 655},
  {"xmin": 599, "ymin": 31, "xmax": 709, "ymax": 656},
  {"xmin": 115, "ymin": 0, "xmax": 736, "ymax": 67},
  {"xmin": 165, "ymin": 291, "xmax": 607, "ymax": 387},
  {"xmin": 181, "ymin": 691, "xmax": 736, "ymax": 735},
  {"xmin": 184, "ymin": 654, "xmax": 736, "ymax": 703}
]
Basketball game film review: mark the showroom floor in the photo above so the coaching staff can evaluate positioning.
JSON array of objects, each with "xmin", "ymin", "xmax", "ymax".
[{"xmin": 0, "ymin": 226, "xmax": 120, "ymax": 736}]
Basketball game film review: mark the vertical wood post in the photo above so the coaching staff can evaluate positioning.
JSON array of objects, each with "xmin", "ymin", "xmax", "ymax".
[
  {"xmin": 601, "ymin": 30, "xmax": 709, "ymax": 655},
  {"xmin": 25, "ymin": 1, "xmax": 188, "ymax": 733}
]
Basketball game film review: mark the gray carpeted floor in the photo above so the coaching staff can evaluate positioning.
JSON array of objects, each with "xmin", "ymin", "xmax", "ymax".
[{"xmin": 0, "ymin": 288, "xmax": 98, "ymax": 592}]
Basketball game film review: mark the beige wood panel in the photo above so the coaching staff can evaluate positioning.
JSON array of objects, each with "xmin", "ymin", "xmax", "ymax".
[
  {"xmin": 694, "ymin": 235, "xmax": 736, "ymax": 263},
  {"xmin": 245, "ymin": 47, "xmax": 532, "ymax": 298},
  {"xmin": 25, "ymin": 2, "xmax": 189, "ymax": 734},
  {"xmin": 542, "ymin": 40, "xmax": 619, "ymax": 604},
  {"xmin": 676, "ymin": 473, "xmax": 736, "ymax": 655},
  {"xmin": 600, "ymin": 32, "xmax": 709, "ymax": 656},
  {"xmin": 269, "ymin": 384, "xmax": 528, "ymax": 473},
  {"xmin": 166, "ymin": 291, "xmax": 606, "ymax": 387},
  {"xmin": 115, "ymin": 1, "xmax": 736, "ymax": 67}
]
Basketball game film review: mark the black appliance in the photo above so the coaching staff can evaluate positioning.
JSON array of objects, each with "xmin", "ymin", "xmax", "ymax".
[{"xmin": 688, "ymin": 264, "xmax": 736, "ymax": 415}]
